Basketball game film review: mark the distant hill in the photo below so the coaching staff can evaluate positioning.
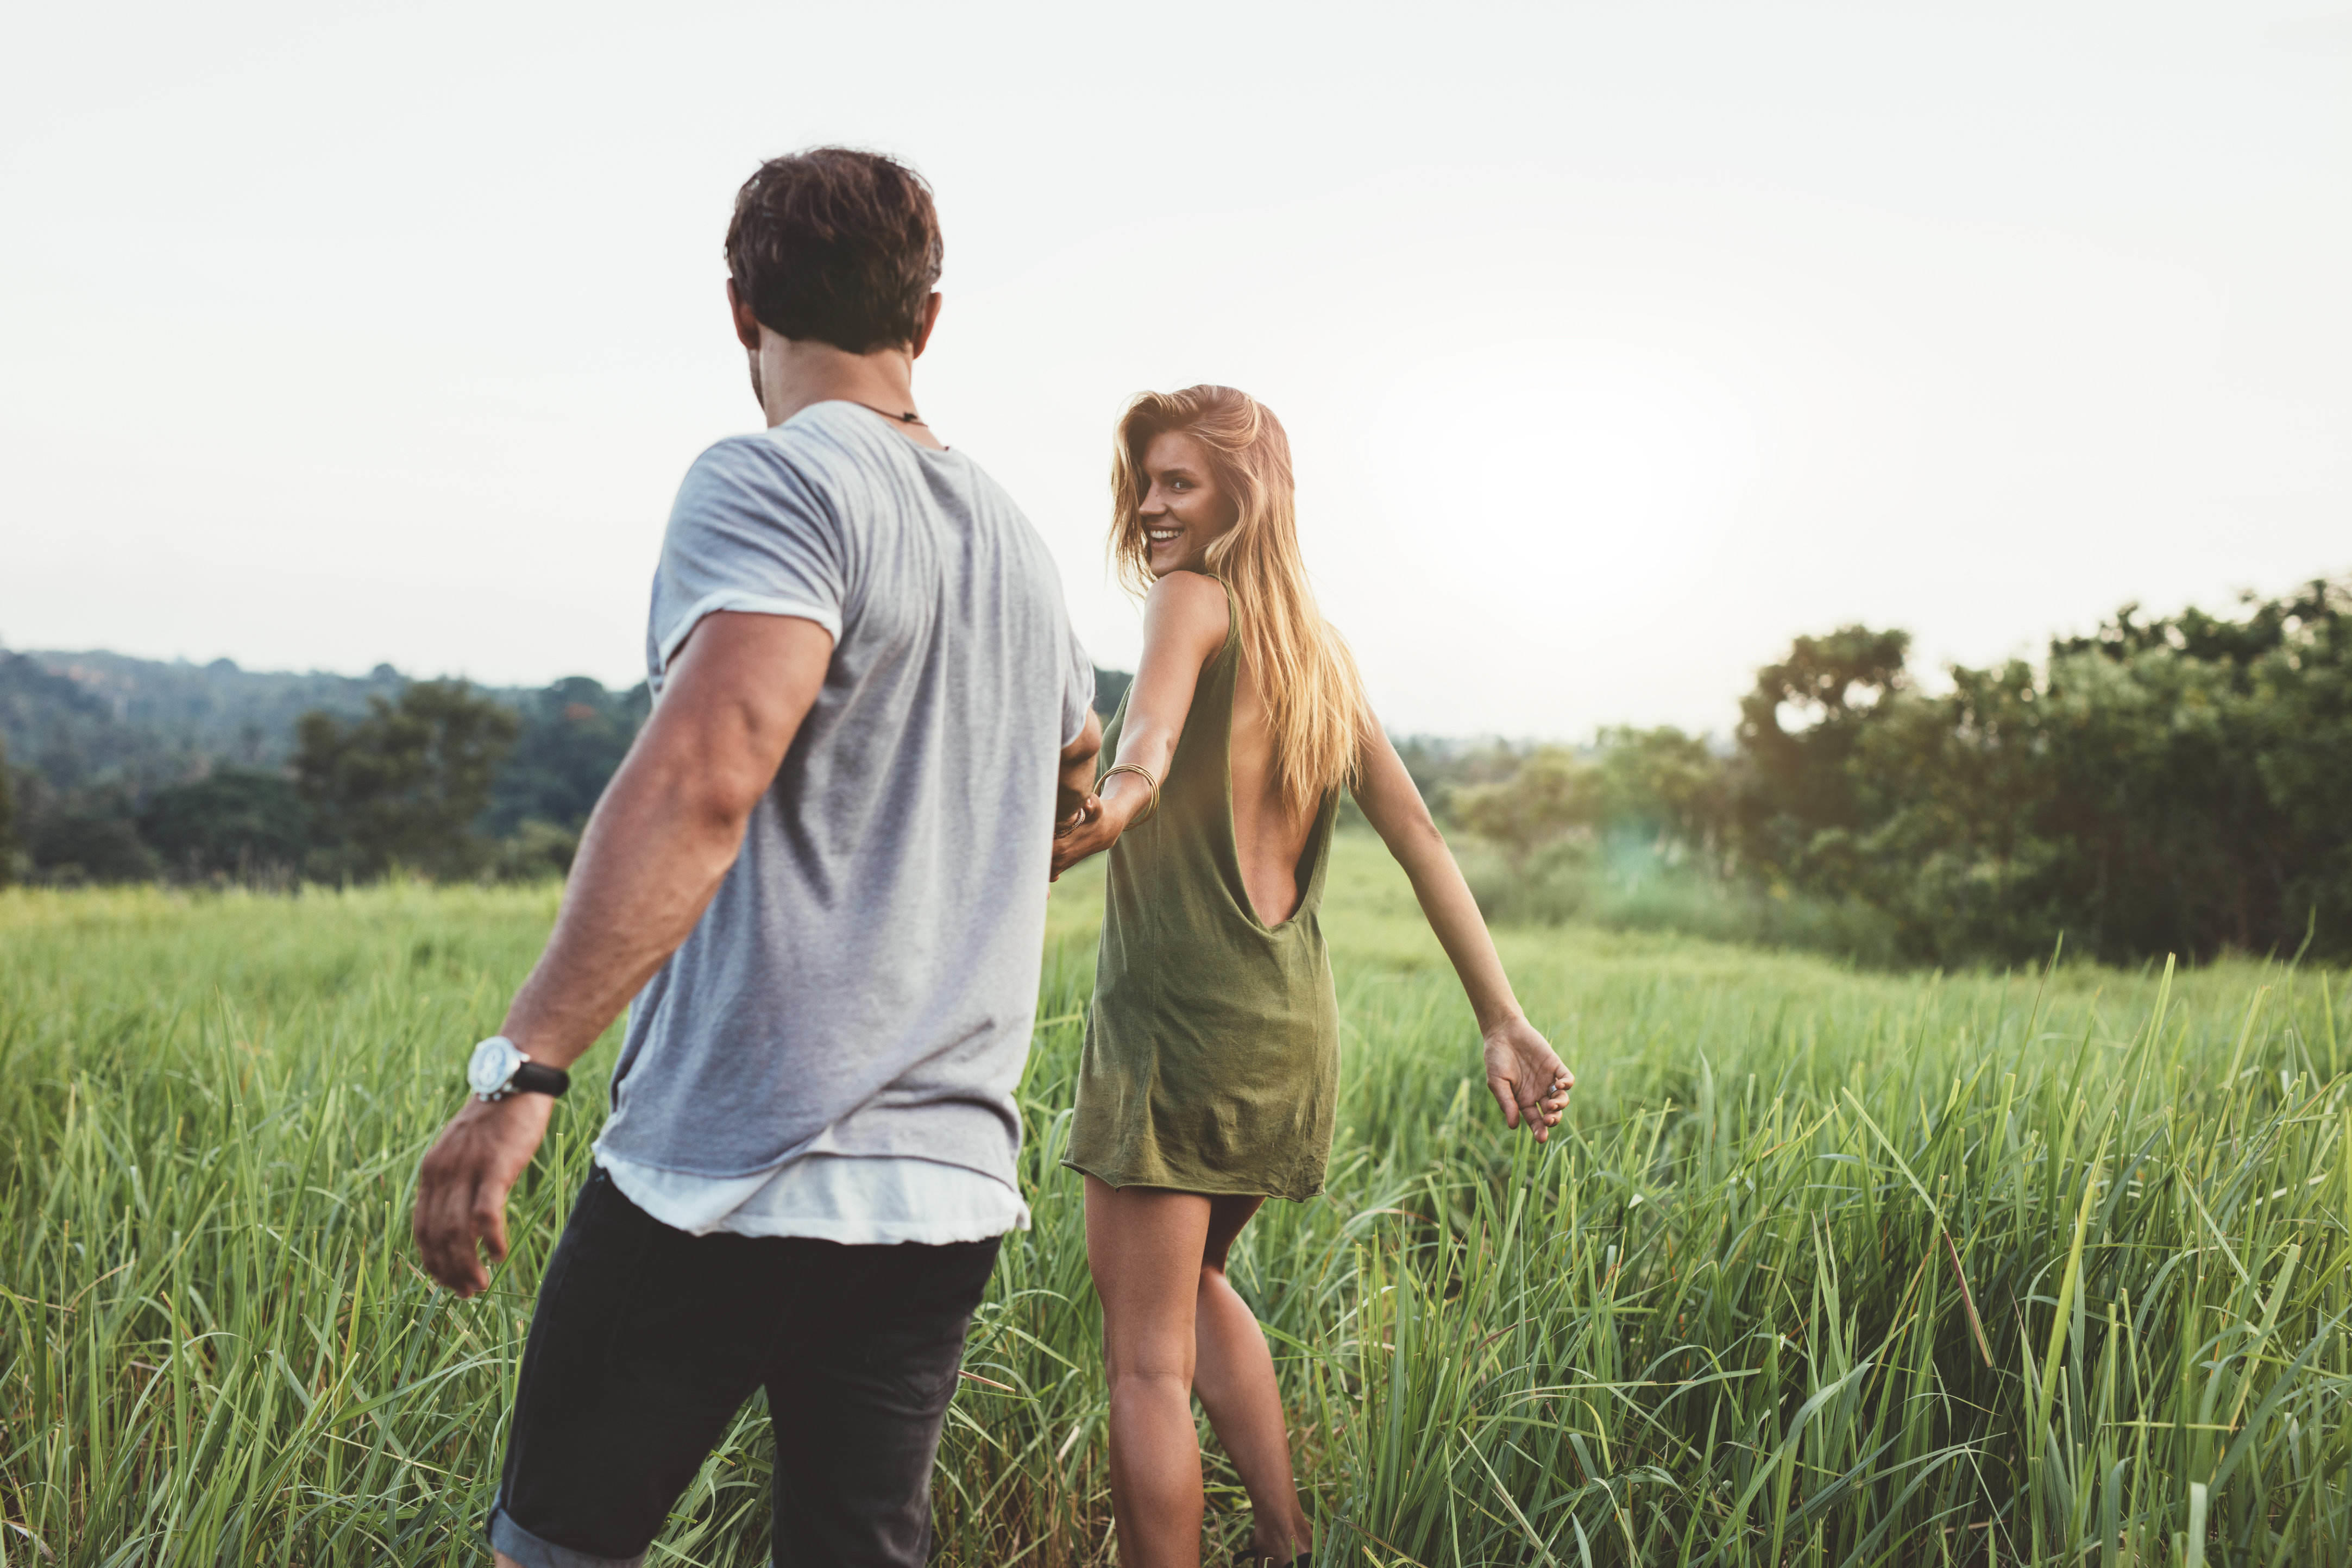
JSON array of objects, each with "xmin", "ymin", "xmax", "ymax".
[
  {"xmin": 0, "ymin": 640, "xmax": 1110, "ymax": 883},
  {"xmin": 1, "ymin": 646, "xmax": 1137, "ymax": 800},
  {"xmin": 2, "ymin": 649, "xmax": 451, "ymax": 792}
]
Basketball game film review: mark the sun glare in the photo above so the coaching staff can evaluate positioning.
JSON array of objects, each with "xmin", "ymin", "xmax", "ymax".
[{"xmin": 1360, "ymin": 342, "xmax": 1764, "ymax": 635}]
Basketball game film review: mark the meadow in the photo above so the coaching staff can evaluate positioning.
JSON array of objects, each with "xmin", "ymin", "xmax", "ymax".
[{"xmin": 3, "ymin": 834, "xmax": 2347, "ymax": 1566}]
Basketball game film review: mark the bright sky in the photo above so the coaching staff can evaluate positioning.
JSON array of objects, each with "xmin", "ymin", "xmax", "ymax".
[{"xmin": 4, "ymin": 3, "xmax": 2347, "ymax": 738}]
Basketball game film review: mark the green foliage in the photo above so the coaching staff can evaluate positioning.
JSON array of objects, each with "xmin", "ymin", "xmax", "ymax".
[
  {"xmin": 1447, "ymin": 580, "xmax": 2352, "ymax": 967},
  {"xmin": 1393, "ymin": 735, "xmax": 1527, "ymax": 810},
  {"xmin": 293, "ymin": 681, "xmax": 520, "ymax": 880},
  {"xmin": 4, "ymin": 842, "xmax": 2345, "ymax": 1564},
  {"xmin": 1457, "ymin": 834, "xmax": 1901, "ymax": 963},
  {"xmin": 1591, "ymin": 724, "xmax": 1726, "ymax": 853},
  {"xmin": 1451, "ymin": 747, "xmax": 1601, "ymax": 858},
  {"xmin": 0, "ymin": 734, "xmax": 16, "ymax": 887},
  {"xmin": 1442, "ymin": 729, "xmax": 1781, "ymax": 952},
  {"xmin": 137, "ymin": 768, "xmax": 312, "ymax": 879},
  {"xmin": 489, "ymin": 818, "xmax": 583, "ymax": 881},
  {"xmin": 0, "ymin": 649, "xmax": 175, "ymax": 794},
  {"xmin": 20, "ymin": 792, "xmax": 159, "ymax": 885},
  {"xmin": 0, "ymin": 651, "xmax": 639, "ymax": 887},
  {"xmin": 0, "ymin": 647, "xmax": 407, "ymax": 794},
  {"xmin": 1738, "ymin": 580, "xmax": 2352, "ymax": 964},
  {"xmin": 1091, "ymin": 665, "xmax": 1133, "ymax": 720},
  {"xmin": 482, "ymin": 677, "xmax": 648, "ymax": 836},
  {"xmin": 1404, "ymin": 730, "xmax": 1722, "ymax": 864},
  {"xmin": 1730, "ymin": 624, "xmax": 1913, "ymax": 890}
]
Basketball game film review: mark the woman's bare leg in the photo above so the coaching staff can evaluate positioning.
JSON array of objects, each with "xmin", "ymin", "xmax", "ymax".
[
  {"xmin": 1193, "ymin": 1195, "xmax": 1312, "ymax": 1563},
  {"xmin": 1085, "ymin": 1176, "xmax": 1213, "ymax": 1568}
]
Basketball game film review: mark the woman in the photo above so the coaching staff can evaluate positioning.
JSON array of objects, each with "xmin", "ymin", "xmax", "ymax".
[{"xmin": 1052, "ymin": 386, "xmax": 1574, "ymax": 1567}]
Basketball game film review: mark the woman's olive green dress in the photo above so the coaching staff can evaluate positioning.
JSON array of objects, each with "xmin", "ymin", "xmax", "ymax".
[{"xmin": 1064, "ymin": 585, "xmax": 1341, "ymax": 1201}]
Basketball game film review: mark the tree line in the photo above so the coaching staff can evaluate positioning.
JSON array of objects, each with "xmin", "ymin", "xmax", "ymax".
[
  {"xmin": 4, "ymin": 580, "xmax": 2345, "ymax": 967},
  {"xmin": 0, "ymin": 676, "xmax": 647, "ymax": 885},
  {"xmin": 0, "ymin": 666, "xmax": 1134, "ymax": 888},
  {"xmin": 1431, "ymin": 577, "xmax": 2351, "ymax": 966}
]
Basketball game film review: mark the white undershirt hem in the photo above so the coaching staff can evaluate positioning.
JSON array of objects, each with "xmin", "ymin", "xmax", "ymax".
[{"xmin": 594, "ymin": 1148, "xmax": 1029, "ymax": 1246}]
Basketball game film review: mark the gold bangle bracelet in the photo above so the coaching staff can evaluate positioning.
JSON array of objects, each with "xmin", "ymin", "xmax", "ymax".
[{"xmin": 1098, "ymin": 761, "xmax": 1161, "ymax": 823}]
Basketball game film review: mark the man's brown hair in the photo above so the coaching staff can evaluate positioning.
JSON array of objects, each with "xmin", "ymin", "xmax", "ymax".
[{"xmin": 725, "ymin": 148, "xmax": 943, "ymax": 355}]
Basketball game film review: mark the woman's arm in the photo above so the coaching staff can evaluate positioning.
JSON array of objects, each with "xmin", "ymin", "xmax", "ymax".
[
  {"xmin": 1051, "ymin": 571, "xmax": 1229, "ymax": 877},
  {"xmin": 1351, "ymin": 720, "xmax": 1574, "ymax": 1140}
]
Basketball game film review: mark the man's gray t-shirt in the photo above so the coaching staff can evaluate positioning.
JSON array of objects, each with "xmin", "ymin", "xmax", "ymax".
[{"xmin": 595, "ymin": 401, "xmax": 1094, "ymax": 1192}]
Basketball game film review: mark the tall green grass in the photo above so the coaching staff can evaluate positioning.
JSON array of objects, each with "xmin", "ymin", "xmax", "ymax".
[{"xmin": 3, "ymin": 836, "xmax": 2347, "ymax": 1564}]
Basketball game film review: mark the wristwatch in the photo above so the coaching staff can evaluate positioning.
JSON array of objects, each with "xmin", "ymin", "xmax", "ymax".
[{"xmin": 466, "ymin": 1036, "xmax": 570, "ymax": 1103}]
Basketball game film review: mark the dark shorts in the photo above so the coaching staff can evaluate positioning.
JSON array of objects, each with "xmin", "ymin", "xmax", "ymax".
[{"xmin": 488, "ymin": 1167, "xmax": 1001, "ymax": 1568}]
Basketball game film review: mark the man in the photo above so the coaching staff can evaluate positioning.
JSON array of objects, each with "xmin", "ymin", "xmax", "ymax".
[{"xmin": 412, "ymin": 147, "xmax": 1101, "ymax": 1568}]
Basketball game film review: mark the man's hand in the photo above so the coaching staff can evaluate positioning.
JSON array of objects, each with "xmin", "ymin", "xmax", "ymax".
[
  {"xmin": 1051, "ymin": 792, "xmax": 1112, "ymax": 879},
  {"xmin": 413, "ymin": 1092, "xmax": 555, "ymax": 1297},
  {"xmin": 1052, "ymin": 773, "xmax": 1152, "ymax": 880},
  {"xmin": 1058, "ymin": 710, "xmax": 1103, "ymax": 829},
  {"xmin": 1482, "ymin": 1016, "xmax": 1574, "ymax": 1143}
]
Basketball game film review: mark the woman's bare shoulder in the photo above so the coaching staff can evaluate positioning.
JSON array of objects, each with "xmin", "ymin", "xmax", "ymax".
[{"xmin": 1141, "ymin": 570, "xmax": 1231, "ymax": 652}]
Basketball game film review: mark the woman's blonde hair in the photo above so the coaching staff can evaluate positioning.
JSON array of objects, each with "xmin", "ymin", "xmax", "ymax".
[{"xmin": 1111, "ymin": 385, "xmax": 1368, "ymax": 820}]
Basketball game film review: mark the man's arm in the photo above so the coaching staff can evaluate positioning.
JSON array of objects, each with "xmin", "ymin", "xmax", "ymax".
[
  {"xmin": 1058, "ymin": 709, "xmax": 1103, "ymax": 828},
  {"xmin": 412, "ymin": 612, "xmax": 832, "ymax": 1296}
]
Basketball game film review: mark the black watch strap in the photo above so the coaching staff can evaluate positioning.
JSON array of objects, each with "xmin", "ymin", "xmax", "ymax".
[{"xmin": 509, "ymin": 1060, "xmax": 570, "ymax": 1098}]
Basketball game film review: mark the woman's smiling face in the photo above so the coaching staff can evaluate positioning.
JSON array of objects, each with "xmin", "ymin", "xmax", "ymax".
[{"xmin": 1138, "ymin": 429, "xmax": 1237, "ymax": 578}]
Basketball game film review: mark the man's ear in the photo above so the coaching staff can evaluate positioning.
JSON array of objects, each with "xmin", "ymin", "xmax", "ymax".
[
  {"xmin": 910, "ymin": 292, "xmax": 944, "ymax": 359},
  {"xmin": 726, "ymin": 278, "xmax": 763, "ymax": 352}
]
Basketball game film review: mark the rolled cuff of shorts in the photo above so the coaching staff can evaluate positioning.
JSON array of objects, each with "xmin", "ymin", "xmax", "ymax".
[{"xmin": 488, "ymin": 1504, "xmax": 646, "ymax": 1568}]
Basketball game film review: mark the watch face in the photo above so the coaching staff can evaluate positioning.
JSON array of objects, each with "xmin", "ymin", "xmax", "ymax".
[{"xmin": 468, "ymin": 1037, "xmax": 523, "ymax": 1097}]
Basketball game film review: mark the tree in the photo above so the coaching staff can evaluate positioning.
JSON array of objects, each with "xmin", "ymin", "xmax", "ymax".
[
  {"xmin": 0, "ymin": 735, "xmax": 17, "ymax": 886},
  {"xmin": 23, "ymin": 792, "xmax": 159, "ymax": 884},
  {"xmin": 294, "ymin": 681, "xmax": 520, "ymax": 880},
  {"xmin": 1730, "ymin": 625, "xmax": 1910, "ymax": 889},
  {"xmin": 140, "ymin": 768, "xmax": 312, "ymax": 879},
  {"xmin": 1591, "ymin": 726, "xmax": 1727, "ymax": 855},
  {"xmin": 1451, "ymin": 747, "xmax": 1603, "ymax": 862},
  {"xmin": 483, "ymin": 677, "xmax": 649, "ymax": 836},
  {"xmin": 1719, "ymin": 582, "xmax": 2352, "ymax": 965}
]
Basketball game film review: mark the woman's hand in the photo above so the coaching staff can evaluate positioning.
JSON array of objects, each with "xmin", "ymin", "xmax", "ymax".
[
  {"xmin": 1051, "ymin": 777, "xmax": 1149, "ymax": 879},
  {"xmin": 1482, "ymin": 1016, "xmax": 1573, "ymax": 1142},
  {"xmin": 1052, "ymin": 794, "xmax": 1114, "ymax": 879}
]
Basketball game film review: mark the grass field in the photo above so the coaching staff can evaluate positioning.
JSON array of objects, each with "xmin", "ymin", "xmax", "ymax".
[{"xmin": 4, "ymin": 833, "xmax": 2348, "ymax": 1566}]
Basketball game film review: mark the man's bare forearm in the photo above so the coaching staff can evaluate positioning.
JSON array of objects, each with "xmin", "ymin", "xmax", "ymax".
[
  {"xmin": 486, "ymin": 613, "xmax": 831, "ymax": 1070},
  {"xmin": 495, "ymin": 747, "xmax": 756, "ymax": 1069},
  {"xmin": 1059, "ymin": 710, "xmax": 1104, "ymax": 819}
]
